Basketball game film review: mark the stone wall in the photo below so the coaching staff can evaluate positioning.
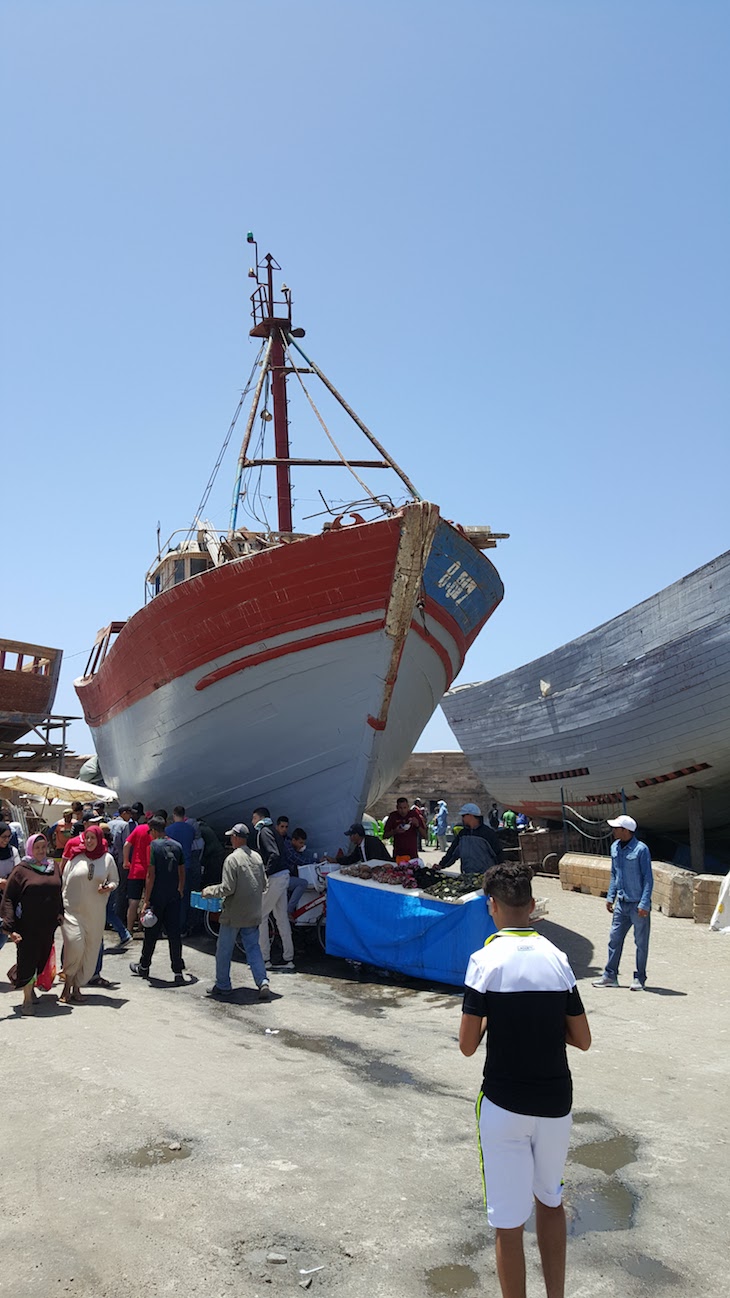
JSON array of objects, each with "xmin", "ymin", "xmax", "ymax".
[{"xmin": 367, "ymin": 751, "xmax": 493, "ymax": 820}]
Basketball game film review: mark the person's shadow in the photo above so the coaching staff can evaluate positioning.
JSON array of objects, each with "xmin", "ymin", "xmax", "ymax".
[
  {"xmin": 539, "ymin": 918, "xmax": 595, "ymax": 979},
  {"xmin": 148, "ymin": 973, "xmax": 200, "ymax": 991}
]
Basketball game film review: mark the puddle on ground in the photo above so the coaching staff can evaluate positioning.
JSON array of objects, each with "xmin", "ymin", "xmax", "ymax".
[
  {"xmin": 118, "ymin": 1140, "xmax": 192, "ymax": 1168},
  {"xmin": 567, "ymin": 1181, "xmax": 637, "ymax": 1235},
  {"xmin": 327, "ymin": 981, "xmax": 419, "ymax": 1019},
  {"xmin": 425, "ymin": 1264, "xmax": 479, "ymax": 1294},
  {"xmin": 570, "ymin": 1134, "xmax": 638, "ymax": 1175},
  {"xmin": 621, "ymin": 1253, "xmax": 681, "ymax": 1284},
  {"xmin": 276, "ymin": 1029, "xmax": 439, "ymax": 1091},
  {"xmin": 572, "ymin": 1110, "xmax": 604, "ymax": 1125}
]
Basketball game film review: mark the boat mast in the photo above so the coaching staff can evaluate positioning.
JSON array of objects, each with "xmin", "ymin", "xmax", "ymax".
[
  {"xmin": 248, "ymin": 239, "xmax": 298, "ymax": 533},
  {"xmin": 236, "ymin": 235, "xmax": 423, "ymax": 534}
]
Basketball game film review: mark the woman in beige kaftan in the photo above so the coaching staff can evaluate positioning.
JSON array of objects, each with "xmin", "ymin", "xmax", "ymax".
[{"xmin": 61, "ymin": 826, "xmax": 118, "ymax": 1002}]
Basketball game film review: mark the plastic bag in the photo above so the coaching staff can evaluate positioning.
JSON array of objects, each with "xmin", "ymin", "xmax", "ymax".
[{"xmin": 37, "ymin": 944, "xmax": 57, "ymax": 991}]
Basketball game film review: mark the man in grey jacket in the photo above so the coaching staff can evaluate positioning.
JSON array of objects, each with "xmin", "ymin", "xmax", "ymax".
[
  {"xmin": 202, "ymin": 824, "xmax": 270, "ymax": 1000},
  {"xmin": 438, "ymin": 803, "xmax": 504, "ymax": 876}
]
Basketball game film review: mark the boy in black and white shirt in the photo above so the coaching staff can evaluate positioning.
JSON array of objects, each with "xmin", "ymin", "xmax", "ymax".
[{"xmin": 460, "ymin": 863, "xmax": 591, "ymax": 1298}]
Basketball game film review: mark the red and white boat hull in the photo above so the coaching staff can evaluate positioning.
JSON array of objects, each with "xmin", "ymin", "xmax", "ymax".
[{"xmin": 77, "ymin": 504, "xmax": 503, "ymax": 848}]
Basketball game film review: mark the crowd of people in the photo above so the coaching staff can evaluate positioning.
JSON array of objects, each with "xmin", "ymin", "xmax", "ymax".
[
  {"xmin": 0, "ymin": 799, "xmax": 325, "ymax": 1012},
  {"xmin": 0, "ymin": 791, "xmax": 532, "ymax": 1014}
]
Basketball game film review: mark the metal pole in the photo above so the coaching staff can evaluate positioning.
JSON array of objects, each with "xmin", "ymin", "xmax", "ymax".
[
  {"xmin": 561, "ymin": 786, "xmax": 569, "ymax": 858},
  {"xmin": 621, "ymin": 787, "xmax": 627, "ymax": 815},
  {"xmin": 687, "ymin": 786, "xmax": 705, "ymax": 873},
  {"xmin": 270, "ymin": 330, "xmax": 293, "ymax": 532}
]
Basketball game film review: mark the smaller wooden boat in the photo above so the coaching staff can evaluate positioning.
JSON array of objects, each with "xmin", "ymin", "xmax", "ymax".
[{"xmin": 0, "ymin": 639, "xmax": 63, "ymax": 744}]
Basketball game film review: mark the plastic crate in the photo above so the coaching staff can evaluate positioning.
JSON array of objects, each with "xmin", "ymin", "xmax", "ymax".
[{"xmin": 190, "ymin": 891, "xmax": 221, "ymax": 912}]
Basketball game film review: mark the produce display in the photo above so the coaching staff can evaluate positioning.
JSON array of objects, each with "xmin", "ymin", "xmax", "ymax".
[
  {"xmin": 338, "ymin": 861, "xmax": 485, "ymax": 901},
  {"xmin": 339, "ymin": 862, "xmax": 419, "ymax": 888},
  {"xmin": 418, "ymin": 869, "xmax": 484, "ymax": 900}
]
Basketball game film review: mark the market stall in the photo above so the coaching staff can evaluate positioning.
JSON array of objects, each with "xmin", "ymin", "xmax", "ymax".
[{"xmin": 325, "ymin": 865, "xmax": 497, "ymax": 986}]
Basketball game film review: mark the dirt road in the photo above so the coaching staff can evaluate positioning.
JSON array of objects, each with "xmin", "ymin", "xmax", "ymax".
[{"xmin": 1, "ymin": 876, "xmax": 727, "ymax": 1297}]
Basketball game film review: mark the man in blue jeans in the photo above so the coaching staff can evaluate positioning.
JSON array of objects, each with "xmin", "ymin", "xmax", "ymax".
[
  {"xmin": 593, "ymin": 814, "xmax": 653, "ymax": 991},
  {"xmin": 202, "ymin": 824, "xmax": 270, "ymax": 1001}
]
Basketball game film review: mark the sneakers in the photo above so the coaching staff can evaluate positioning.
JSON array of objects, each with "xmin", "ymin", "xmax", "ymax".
[
  {"xmin": 174, "ymin": 974, "xmax": 186, "ymax": 987},
  {"xmin": 116, "ymin": 931, "xmax": 132, "ymax": 948},
  {"xmin": 264, "ymin": 960, "xmax": 273, "ymax": 970},
  {"xmin": 258, "ymin": 979, "xmax": 271, "ymax": 1000},
  {"xmin": 206, "ymin": 985, "xmax": 233, "ymax": 999},
  {"xmin": 630, "ymin": 978, "xmax": 645, "ymax": 991},
  {"xmin": 271, "ymin": 960, "xmax": 295, "ymax": 971},
  {"xmin": 592, "ymin": 974, "xmax": 619, "ymax": 988},
  {"xmin": 129, "ymin": 962, "xmax": 149, "ymax": 979}
]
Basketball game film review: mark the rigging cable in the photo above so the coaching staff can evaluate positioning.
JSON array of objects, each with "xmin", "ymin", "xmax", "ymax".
[
  {"xmin": 282, "ymin": 334, "xmax": 380, "ymax": 506},
  {"xmin": 184, "ymin": 341, "xmax": 265, "ymax": 543}
]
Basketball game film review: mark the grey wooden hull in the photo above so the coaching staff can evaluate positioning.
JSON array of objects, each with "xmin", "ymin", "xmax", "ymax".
[{"xmin": 443, "ymin": 551, "xmax": 730, "ymax": 832}]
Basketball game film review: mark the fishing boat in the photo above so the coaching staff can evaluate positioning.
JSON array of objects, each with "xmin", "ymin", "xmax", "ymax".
[
  {"xmin": 75, "ymin": 243, "xmax": 506, "ymax": 846},
  {"xmin": 0, "ymin": 640, "xmax": 62, "ymax": 745},
  {"xmin": 442, "ymin": 550, "xmax": 730, "ymax": 833}
]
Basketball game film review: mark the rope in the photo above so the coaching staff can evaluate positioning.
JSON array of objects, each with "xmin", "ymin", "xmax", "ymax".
[
  {"xmin": 183, "ymin": 342, "xmax": 265, "ymax": 544},
  {"xmin": 282, "ymin": 334, "xmax": 379, "ymax": 505},
  {"xmin": 563, "ymin": 805, "xmax": 612, "ymax": 827}
]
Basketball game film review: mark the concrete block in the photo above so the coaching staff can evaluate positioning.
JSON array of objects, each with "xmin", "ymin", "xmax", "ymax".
[
  {"xmin": 693, "ymin": 875, "xmax": 722, "ymax": 924},
  {"xmin": 560, "ymin": 853, "xmax": 697, "ymax": 919},
  {"xmin": 652, "ymin": 863, "xmax": 695, "ymax": 919}
]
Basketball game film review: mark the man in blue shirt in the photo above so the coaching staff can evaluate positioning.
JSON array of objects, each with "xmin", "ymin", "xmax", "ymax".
[
  {"xmin": 166, "ymin": 806, "xmax": 198, "ymax": 935},
  {"xmin": 593, "ymin": 814, "xmax": 653, "ymax": 991}
]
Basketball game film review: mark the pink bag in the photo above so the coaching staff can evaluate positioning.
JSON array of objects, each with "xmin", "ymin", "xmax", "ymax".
[{"xmin": 37, "ymin": 944, "xmax": 57, "ymax": 992}]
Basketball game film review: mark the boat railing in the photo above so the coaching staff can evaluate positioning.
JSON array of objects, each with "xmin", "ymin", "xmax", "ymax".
[
  {"xmin": 0, "ymin": 639, "xmax": 58, "ymax": 678},
  {"xmin": 83, "ymin": 623, "xmax": 127, "ymax": 678}
]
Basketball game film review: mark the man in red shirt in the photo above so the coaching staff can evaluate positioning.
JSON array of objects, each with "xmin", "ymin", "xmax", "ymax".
[
  {"xmin": 123, "ymin": 810, "xmax": 167, "ymax": 935},
  {"xmin": 382, "ymin": 798, "xmax": 428, "ymax": 861}
]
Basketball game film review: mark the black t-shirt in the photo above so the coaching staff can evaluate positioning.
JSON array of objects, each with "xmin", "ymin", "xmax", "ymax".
[
  {"xmin": 462, "ymin": 929, "xmax": 585, "ymax": 1118},
  {"xmin": 149, "ymin": 836, "xmax": 184, "ymax": 903}
]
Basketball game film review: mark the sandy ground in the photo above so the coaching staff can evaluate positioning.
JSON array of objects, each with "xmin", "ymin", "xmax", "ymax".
[{"xmin": 1, "ymin": 873, "xmax": 728, "ymax": 1298}]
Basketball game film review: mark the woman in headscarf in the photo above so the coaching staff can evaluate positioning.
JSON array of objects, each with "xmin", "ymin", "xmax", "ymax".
[
  {"xmin": 60, "ymin": 825, "xmax": 118, "ymax": 1003},
  {"xmin": 0, "ymin": 821, "xmax": 22, "ymax": 955},
  {"xmin": 0, "ymin": 833, "xmax": 64, "ymax": 1014}
]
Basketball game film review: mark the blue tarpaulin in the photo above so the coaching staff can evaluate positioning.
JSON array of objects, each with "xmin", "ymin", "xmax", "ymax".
[{"xmin": 325, "ymin": 874, "xmax": 497, "ymax": 986}]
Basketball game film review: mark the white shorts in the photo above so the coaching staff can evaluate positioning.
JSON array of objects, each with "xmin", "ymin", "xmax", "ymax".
[{"xmin": 476, "ymin": 1094, "xmax": 572, "ymax": 1228}]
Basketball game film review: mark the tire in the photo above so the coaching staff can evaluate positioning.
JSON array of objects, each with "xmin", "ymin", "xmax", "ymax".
[
  {"xmin": 316, "ymin": 911, "xmax": 327, "ymax": 952},
  {"xmin": 204, "ymin": 910, "xmax": 221, "ymax": 941}
]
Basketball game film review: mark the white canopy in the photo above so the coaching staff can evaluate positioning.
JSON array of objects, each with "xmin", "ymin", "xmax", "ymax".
[{"xmin": 0, "ymin": 771, "xmax": 117, "ymax": 805}]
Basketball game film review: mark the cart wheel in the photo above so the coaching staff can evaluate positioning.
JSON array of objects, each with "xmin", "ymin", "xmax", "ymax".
[
  {"xmin": 541, "ymin": 853, "xmax": 559, "ymax": 875},
  {"xmin": 316, "ymin": 912, "xmax": 327, "ymax": 952},
  {"xmin": 204, "ymin": 910, "xmax": 221, "ymax": 941}
]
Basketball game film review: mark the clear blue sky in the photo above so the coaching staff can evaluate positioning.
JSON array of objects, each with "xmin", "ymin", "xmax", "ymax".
[{"xmin": 2, "ymin": 1, "xmax": 728, "ymax": 758}]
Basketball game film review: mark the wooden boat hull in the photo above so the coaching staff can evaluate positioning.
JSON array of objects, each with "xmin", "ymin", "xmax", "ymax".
[
  {"xmin": 0, "ymin": 640, "xmax": 62, "ymax": 744},
  {"xmin": 76, "ymin": 504, "xmax": 503, "ymax": 848},
  {"xmin": 443, "ymin": 551, "xmax": 730, "ymax": 833}
]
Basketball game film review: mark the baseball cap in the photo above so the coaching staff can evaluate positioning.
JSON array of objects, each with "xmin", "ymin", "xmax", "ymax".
[
  {"xmin": 225, "ymin": 822, "xmax": 249, "ymax": 837},
  {"xmin": 607, "ymin": 814, "xmax": 637, "ymax": 832},
  {"xmin": 345, "ymin": 822, "xmax": 365, "ymax": 836},
  {"xmin": 459, "ymin": 803, "xmax": 482, "ymax": 817}
]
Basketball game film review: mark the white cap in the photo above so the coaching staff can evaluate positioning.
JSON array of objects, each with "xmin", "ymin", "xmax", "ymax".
[
  {"xmin": 607, "ymin": 814, "xmax": 637, "ymax": 832},
  {"xmin": 460, "ymin": 803, "xmax": 482, "ymax": 816}
]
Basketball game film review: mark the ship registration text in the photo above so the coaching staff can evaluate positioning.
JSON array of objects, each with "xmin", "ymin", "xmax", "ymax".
[{"xmin": 437, "ymin": 562, "xmax": 477, "ymax": 605}]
